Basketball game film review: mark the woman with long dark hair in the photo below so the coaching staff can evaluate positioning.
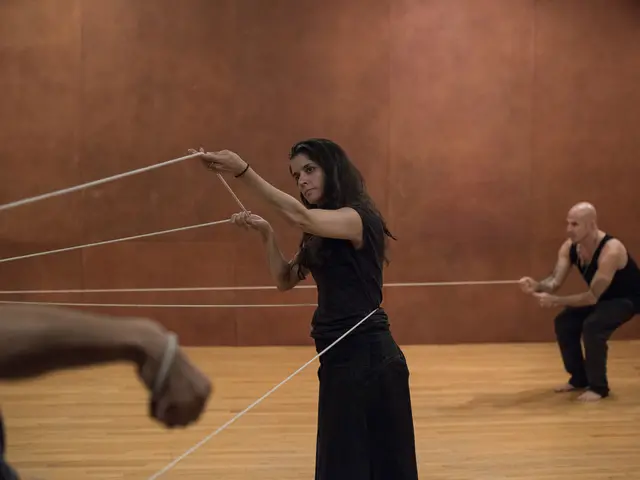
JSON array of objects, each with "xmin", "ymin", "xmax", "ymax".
[{"xmin": 193, "ymin": 138, "xmax": 418, "ymax": 479}]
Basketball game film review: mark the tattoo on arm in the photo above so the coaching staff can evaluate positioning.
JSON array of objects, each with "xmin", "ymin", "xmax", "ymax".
[
  {"xmin": 535, "ymin": 266, "xmax": 560, "ymax": 293},
  {"xmin": 536, "ymin": 277, "xmax": 555, "ymax": 293},
  {"xmin": 537, "ymin": 244, "xmax": 571, "ymax": 293}
]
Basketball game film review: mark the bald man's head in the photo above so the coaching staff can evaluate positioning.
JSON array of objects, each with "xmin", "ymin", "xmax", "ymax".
[
  {"xmin": 569, "ymin": 202, "xmax": 597, "ymax": 221},
  {"xmin": 566, "ymin": 202, "xmax": 598, "ymax": 243}
]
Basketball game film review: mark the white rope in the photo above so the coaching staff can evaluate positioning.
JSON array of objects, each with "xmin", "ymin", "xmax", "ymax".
[
  {"xmin": 382, "ymin": 280, "xmax": 519, "ymax": 287},
  {"xmin": 0, "ymin": 300, "xmax": 316, "ymax": 308},
  {"xmin": 0, "ymin": 166, "xmax": 248, "ymax": 266},
  {"xmin": 146, "ymin": 307, "xmax": 380, "ymax": 480},
  {"xmin": 216, "ymin": 173, "xmax": 247, "ymax": 212},
  {"xmin": 0, "ymin": 219, "xmax": 230, "ymax": 264},
  {"xmin": 0, "ymin": 153, "xmax": 199, "ymax": 213},
  {"xmin": 0, "ymin": 279, "xmax": 519, "ymax": 294}
]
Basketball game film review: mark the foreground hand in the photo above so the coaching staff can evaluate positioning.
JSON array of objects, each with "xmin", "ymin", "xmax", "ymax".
[
  {"xmin": 518, "ymin": 276, "xmax": 538, "ymax": 294},
  {"xmin": 230, "ymin": 211, "xmax": 272, "ymax": 234},
  {"xmin": 188, "ymin": 148, "xmax": 248, "ymax": 176},
  {"xmin": 533, "ymin": 292, "xmax": 559, "ymax": 308},
  {"xmin": 136, "ymin": 320, "xmax": 212, "ymax": 428}
]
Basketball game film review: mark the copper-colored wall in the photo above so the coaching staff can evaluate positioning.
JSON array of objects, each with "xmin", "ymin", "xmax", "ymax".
[{"xmin": 1, "ymin": 1, "xmax": 639, "ymax": 346}]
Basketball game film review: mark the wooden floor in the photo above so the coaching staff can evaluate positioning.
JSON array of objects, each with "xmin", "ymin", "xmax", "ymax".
[{"xmin": 2, "ymin": 341, "xmax": 640, "ymax": 479}]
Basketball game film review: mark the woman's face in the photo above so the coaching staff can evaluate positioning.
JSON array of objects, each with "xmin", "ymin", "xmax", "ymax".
[{"xmin": 290, "ymin": 154, "xmax": 325, "ymax": 205}]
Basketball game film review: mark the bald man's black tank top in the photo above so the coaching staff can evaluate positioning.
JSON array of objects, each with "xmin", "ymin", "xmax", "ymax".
[{"xmin": 569, "ymin": 233, "xmax": 640, "ymax": 311}]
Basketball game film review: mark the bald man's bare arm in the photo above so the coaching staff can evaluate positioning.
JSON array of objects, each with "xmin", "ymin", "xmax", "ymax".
[
  {"xmin": 0, "ymin": 305, "xmax": 165, "ymax": 380},
  {"xmin": 535, "ymin": 240, "xmax": 573, "ymax": 293},
  {"xmin": 552, "ymin": 240, "xmax": 625, "ymax": 307}
]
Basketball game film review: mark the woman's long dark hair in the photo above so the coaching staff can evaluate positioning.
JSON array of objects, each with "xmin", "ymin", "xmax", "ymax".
[{"xmin": 289, "ymin": 138, "xmax": 395, "ymax": 278}]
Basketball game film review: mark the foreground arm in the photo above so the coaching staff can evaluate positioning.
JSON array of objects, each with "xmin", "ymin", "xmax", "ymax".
[
  {"xmin": 0, "ymin": 305, "xmax": 212, "ymax": 428},
  {"xmin": 540, "ymin": 242, "xmax": 623, "ymax": 308},
  {"xmin": 0, "ymin": 305, "xmax": 161, "ymax": 379}
]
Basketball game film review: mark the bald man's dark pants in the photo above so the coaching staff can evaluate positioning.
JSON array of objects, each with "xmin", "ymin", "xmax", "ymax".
[{"xmin": 554, "ymin": 298, "xmax": 636, "ymax": 397}]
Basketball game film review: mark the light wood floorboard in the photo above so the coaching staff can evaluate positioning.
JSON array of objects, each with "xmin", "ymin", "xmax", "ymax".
[{"xmin": 2, "ymin": 341, "xmax": 640, "ymax": 479}]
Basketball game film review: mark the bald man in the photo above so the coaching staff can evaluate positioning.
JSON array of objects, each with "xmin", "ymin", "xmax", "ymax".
[{"xmin": 519, "ymin": 202, "xmax": 640, "ymax": 402}]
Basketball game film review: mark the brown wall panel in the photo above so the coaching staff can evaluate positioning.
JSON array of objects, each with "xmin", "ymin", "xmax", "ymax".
[
  {"xmin": 79, "ymin": 0, "xmax": 239, "ymax": 245},
  {"xmin": 383, "ymin": 284, "xmax": 532, "ymax": 344},
  {"xmin": 532, "ymin": 0, "xmax": 640, "ymax": 243},
  {"xmin": 229, "ymin": 0, "xmax": 391, "ymax": 216},
  {"xmin": 81, "ymin": 240, "xmax": 237, "ymax": 289},
  {"xmin": 386, "ymin": 0, "xmax": 536, "ymax": 343},
  {"xmin": 0, "ymin": 251, "xmax": 84, "ymax": 293},
  {"xmin": 530, "ymin": 0, "xmax": 640, "ymax": 341},
  {"xmin": 236, "ymin": 306, "xmax": 317, "ymax": 346},
  {"xmin": 1, "ymin": 0, "xmax": 639, "ymax": 346},
  {"xmin": 0, "ymin": 0, "xmax": 83, "ymax": 247}
]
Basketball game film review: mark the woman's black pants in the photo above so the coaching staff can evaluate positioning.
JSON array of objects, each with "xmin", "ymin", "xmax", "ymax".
[{"xmin": 314, "ymin": 330, "xmax": 419, "ymax": 480}]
